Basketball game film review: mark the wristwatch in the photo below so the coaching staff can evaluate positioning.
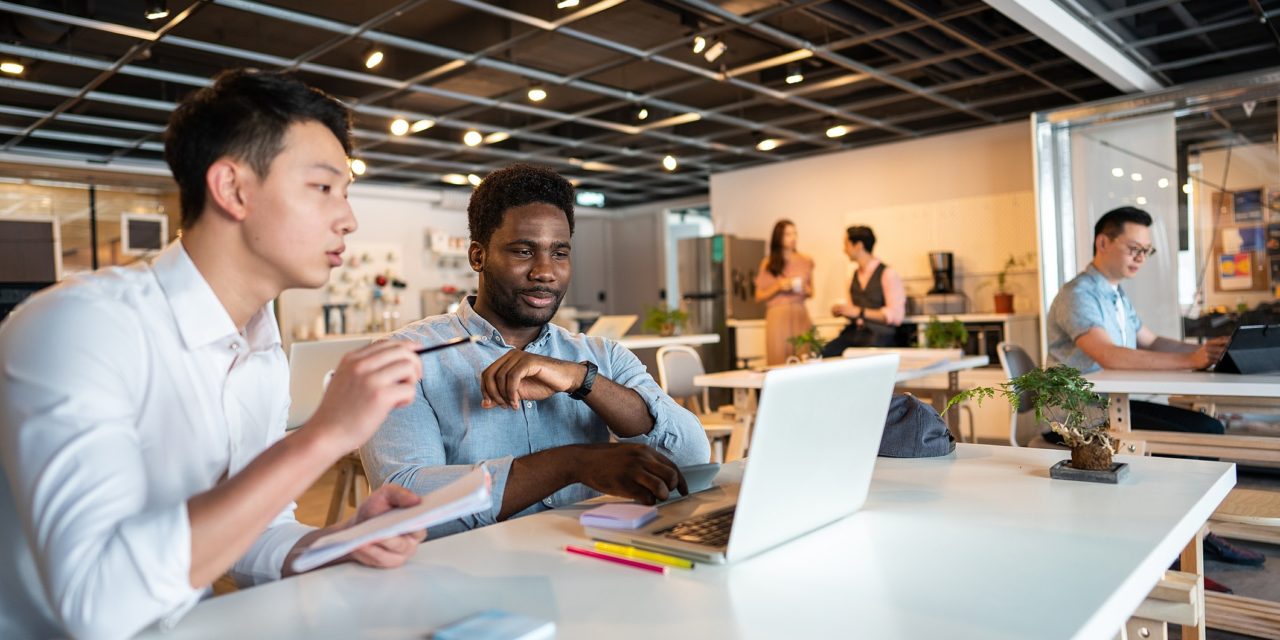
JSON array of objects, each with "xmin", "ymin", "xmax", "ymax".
[{"xmin": 568, "ymin": 360, "xmax": 598, "ymax": 400}]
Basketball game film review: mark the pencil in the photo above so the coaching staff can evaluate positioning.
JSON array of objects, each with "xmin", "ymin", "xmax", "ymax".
[
  {"xmin": 564, "ymin": 545, "xmax": 668, "ymax": 575},
  {"xmin": 593, "ymin": 541, "xmax": 694, "ymax": 569},
  {"xmin": 414, "ymin": 335, "xmax": 483, "ymax": 355}
]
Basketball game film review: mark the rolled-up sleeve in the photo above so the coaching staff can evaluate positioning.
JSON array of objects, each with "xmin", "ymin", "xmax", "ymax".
[
  {"xmin": 604, "ymin": 342, "xmax": 711, "ymax": 467},
  {"xmin": 1055, "ymin": 285, "xmax": 1106, "ymax": 341},
  {"xmin": 0, "ymin": 294, "xmax": 200, "ymax": 640},
  {"xmin": 360, "ymin": 382, "xmax": 511, "ymax": 538}
]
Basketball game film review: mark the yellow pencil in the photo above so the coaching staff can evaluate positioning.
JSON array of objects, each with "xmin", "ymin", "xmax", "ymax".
[{"xmin": 593, "ymin": 541, "xmax": 694, "ymax": 569}]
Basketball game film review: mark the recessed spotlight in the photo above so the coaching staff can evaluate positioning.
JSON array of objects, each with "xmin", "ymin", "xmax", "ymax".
[
  {"xmin": 349, "ymin": 158, "xmax": 367, "ymax": 176},
  {"xmin": 527, "ymin": 86, "xmax": 548, "ymax": 102},
  {"xmin": 825, "ymin": 124, "xmax": 849, "ymax": 138},
  {"xmin": 662, "ymin": 155, "xmax": 678, "ymax": 171},
  {"xmin": 364, "ymin": 48, "xmax": 384, "ymax": 70},
  {"xmin": 1111, "ymin": 167, "xmax": 1124, "ymax": 178},
  {"xmin": 0, "ymin": 61, "xmax": 23, "ymax": 75},
  {"xmin": 390, "ymin": 118, "xmax": 409, "ymax": 136},
  {"xmin": 704, "ymin": 40, "xmax": 727, "ymax": 63},
  {"xmin": 484, "ymin": 132, "xmax": 510, "ymax": 144},
  {"xmin": 442, "ymin": 174, "xmax": 469, "ymax": 185},
  {"xmin": 463, "ymin": 130, "xmax": 482, "ymax": 146},
  {"xmin": 1182, "ymin": 182, "xmax": 1193, "ymax": 194},
  {"xmin": 467, "ymin": 173, "xmax": 482, "ymax": 186},
  {"xmin": 1136, "ymin": 196, "xmax": 1147, "ymax": 205},
  {"xmin": 784, "ymin": 64, "xmax": 803, "ymax": 85},
  {"xmin": 756, "ymin": 138, "xmax": 780, "ymax": 151},
  {"xmin": 144, "ymin": 0, "xmax": 169, "ymax": 20},
  {"xmin": 1130, "ymin": 172, "xmax": 1142, "ymax": 182},
  {"xmin": 410, "ymin": 119, "xmax": 435, "ymax": 132},
  {"xmin": 692, "ymin": 35, "xmax": 707, "ymax": 54},
  {"xmin": 1157, "ymin": 178, "xmax": 1169, "ymax": 189},
  {"xmin": 556, "ymin": 0, "xmax": 579, "ymax": 8},
  {"xmin": 636, "ymin": 107, "xmax": 649, "ymax": 120}
]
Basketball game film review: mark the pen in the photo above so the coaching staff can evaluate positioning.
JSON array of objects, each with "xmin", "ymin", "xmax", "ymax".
[
  {"xmin": 593, "ymin": 541, "xmax": 694, "ymax": 569},
  {"xmin": 414, "ymin": 335, "xmax": 484, "ymax": 355},
  {"xmin": 564, "ymin": 545, "xmax": 668, "ymax": 575}
]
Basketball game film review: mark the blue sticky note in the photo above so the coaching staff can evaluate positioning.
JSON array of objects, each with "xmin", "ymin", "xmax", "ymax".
[
  {"xmin": 579, "ymin": 503, "xmax": 658, "ymax": 529},
  {"xmin": 432, "ymin": 609, "xmax": 555, "ymax": 640}
]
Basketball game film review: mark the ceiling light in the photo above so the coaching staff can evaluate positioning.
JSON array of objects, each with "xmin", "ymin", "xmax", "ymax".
[
  {"xmin": 410, "ymin": 119, "xmax": 435, "ymax": 133},
  {"xmin": 1135, "ymin": 196, "xmax": 1147, "ymax": 205},
  {"xmin": 1182, "ymin": 182, "xmax": 1193, "ymax": 194},
  {"xmin": 784, "ymin": 64, "xmax": 803, "ymax": 85},
  {"xmin": 389, "ymin": 118, "xmax": 409, "ymax": 136},
  {"xmin": 484, "ymin": 131, "xmax": 510, "ymax": 144},
  {"xmin": 527, "ymin": 86, "xmax": 548, "ymax": 102},
  {"xmin": 692, "ymin": 35, "xmax": 707, "ymax": 54},
  {"xmin": 442, "ymin": 174, "xmax": 469, "ymax": 185},
  {"xmin": 704, "ymin": 40, "xmax": 727, "ymax": 63},
  {"xmin": 1130, "ymin": 172, "xmax": 1142, "ymax": 182},
  {"xmin": 349, "ymin": 158, "xmax": 367, "ymax": 176},
  {"xmin": 636, "ymin": 107, "xmax": 649, "ymax": 120},
  {"xmin": 1111, "ymin": 167, "xmax": 1124, "ymax": 178},
  {"xmin": 825, "ymin": 124, "xmax": 849, "ymax": 138},
  {"xmin": 1157, "ymin": 178, "xmax": 1169, "ymax": 189},
  {"xmin": 463, "ymin": 130, "xmax": 482, "ymax": 146},
  {"xmin": 144, "ymin": 0, "xmax": 169, "ymax": 20},
  {"xmin": 0, "ymin": 61, "xmax": 23, "ymax": 75},
  {"xmin": 467, "ymin": 173, "xmax": 482, "ymax": 186},
  {"xmin": 363, "ymin": 48, "xmax": 384, "ymax": 70},
  {"xmin": 662, "ymin": 155, "xmax": 678, "ymax": 171},
  {"xmin": 756, "ymin": 138, "xmax": 781, "ymax": 151},
  {"xmin": 556, "ymin": 0, "xmax": 580, "ymax": 8}
]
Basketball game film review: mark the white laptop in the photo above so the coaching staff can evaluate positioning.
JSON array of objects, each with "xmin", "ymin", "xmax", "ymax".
[
  {"xmin": 585, "ymin": 353, "xmax": 899, "ymax": 564},
  {"xmin": 585, "ymin": 314, "xmax": 637, "ymax": 340},
  {"xmin": 287, "ymin": 337, "xmax": 372, "ymax": 429}
]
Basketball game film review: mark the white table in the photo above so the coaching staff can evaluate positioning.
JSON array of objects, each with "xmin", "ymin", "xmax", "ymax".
[
  {"xmin": 616, "ymin": 333, "xmax": 719, "ymax": 350},
  {"xmin": 139, "ymin": 445, "xmax": 1234, "ymax": 640},
  {"xmin": 1085, "ymin": 370, "xmax": 1280, "ymax": 463}
]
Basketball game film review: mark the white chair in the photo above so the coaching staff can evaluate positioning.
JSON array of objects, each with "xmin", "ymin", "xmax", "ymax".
[
  {"xmin": 655, "ymin": 345, "xmax": 744, "ymax": 462},
  {"xmin": 996, "ymin": 342, "xmax": 1063, "ymax": 449}
]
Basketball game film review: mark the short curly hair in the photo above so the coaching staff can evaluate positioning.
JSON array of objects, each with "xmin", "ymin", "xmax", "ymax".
[{"xmin": 468, "ymin": 164, "xmax": 575, "ymax": 247}]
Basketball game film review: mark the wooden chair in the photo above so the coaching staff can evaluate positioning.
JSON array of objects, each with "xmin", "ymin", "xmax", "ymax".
[
  {"xmin": 655, "ymin": 345, "xmax": 744, "ymax": 462},
  {"xmin": 1202, "ymin": 489, "xmax": 1280, "ymax": 638},
  {"xmin": 325, "ymin": 451, "xmax": 368, "ymax": 526}
]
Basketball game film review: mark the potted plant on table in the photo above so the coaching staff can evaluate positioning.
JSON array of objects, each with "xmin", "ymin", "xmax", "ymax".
[
  {"xmin": 944, "ymin": 365, "xmax": 1123, "ymax": 481},
  {"xmin": 994, "ymin": 252, "xmax": 1035, "ymax": 314},
  {"xmin": 643, "ymin": 306, "xmax": 689, "ymax": 337},
  {"xmin": 923, "ymin": 316, "xmax": 968, "ymax": 349},
  {"xmin": 786, "ymin": 327, "xmax": 827, "ymax": 361}
]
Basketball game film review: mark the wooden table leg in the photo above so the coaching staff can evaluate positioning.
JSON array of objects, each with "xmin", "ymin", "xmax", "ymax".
[{"xmin": 1181, "ymin": 524, "xmax": 1207, "ymax": 640}]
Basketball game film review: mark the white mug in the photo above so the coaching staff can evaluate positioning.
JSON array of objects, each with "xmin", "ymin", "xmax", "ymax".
[{"xmin": 791, "ymin": 276, "xmax": 803, "ymax": 291}]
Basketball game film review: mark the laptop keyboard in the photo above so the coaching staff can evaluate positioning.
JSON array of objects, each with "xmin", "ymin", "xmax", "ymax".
[{"xmin": 656, "ymin": 509, "xmax": 735, "ymax": 547}]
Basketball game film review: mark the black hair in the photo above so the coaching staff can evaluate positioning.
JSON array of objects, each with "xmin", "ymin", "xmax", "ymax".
[
  {"xmin": 164, "ymin": 68, "xmax": 353, "ymax": 229},
  {"xmin": 468, "ymin": 163, "xmax": 575, "ymax": 247},
  {"xmin": 1093, "ymin": 207, "xmax": 1152, "ymax": 255},
  {"xmin": 766, "ymin": 219, "xmax": 794, "ymax": 277},
  {"xmin": 846, "ymin": 225, "xmax": 876, "ymax": 253}
]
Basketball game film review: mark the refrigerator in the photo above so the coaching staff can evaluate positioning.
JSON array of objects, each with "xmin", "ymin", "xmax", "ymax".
[{"xmin": 677, "ymin": 235, "xmax": 766, "ymax": 375}]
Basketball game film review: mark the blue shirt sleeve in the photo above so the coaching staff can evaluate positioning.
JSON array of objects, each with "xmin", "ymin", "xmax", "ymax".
[
  {"xmin": 603, "ymin": 341, "xmax": 711, "ymax": 467},
  {"xmin": 1053, "ymin": 283, "xmax": 1107, "ymax": 342}
]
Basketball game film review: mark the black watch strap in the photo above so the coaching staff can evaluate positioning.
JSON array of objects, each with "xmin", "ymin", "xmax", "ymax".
[{"xmin": 568, "ymin": 361, "xmax": 598, "ymax": 400}]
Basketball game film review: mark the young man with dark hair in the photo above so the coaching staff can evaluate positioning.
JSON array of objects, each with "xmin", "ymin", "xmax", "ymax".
[
  {"xmin": 821, "ymin": 225, "xmax": 907, "ymax": 356},
  {"xmin": 361, "ymin": 163, "xmax": 709, "ymax": 537},
  {"xmin": 0, "ymin": 69, "xmax": 426, "ymax": 639}
]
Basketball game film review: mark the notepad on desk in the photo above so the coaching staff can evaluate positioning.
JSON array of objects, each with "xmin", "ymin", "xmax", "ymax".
[{"xmin": 291, "ymin": 466, "xmax": 492, "ymax": 573}]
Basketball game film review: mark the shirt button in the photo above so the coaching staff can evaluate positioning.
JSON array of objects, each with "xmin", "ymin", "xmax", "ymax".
[
  {"xmin": 525, "ymin": 401, "xmax": 534, "ymax": 409},
  {"xmin": 230, "ymin": 342, "xmax": 240, "ymax": 351}
]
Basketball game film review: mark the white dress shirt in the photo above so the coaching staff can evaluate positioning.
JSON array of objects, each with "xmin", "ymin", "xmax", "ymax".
[{"xmin": 0, "ymin": 241, "xmax": 311, "ymax": 640}]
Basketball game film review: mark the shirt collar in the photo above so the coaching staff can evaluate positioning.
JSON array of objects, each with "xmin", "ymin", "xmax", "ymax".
[
  {"xmin": 151, "ymin": 240, "xmax": 281, "ymax": 352},
  {"xmin": 1083, "ymin": 264, "xmax": 1126, "ymax": 300},
  {"xmin": 457, "ymin": 295, "xmax": 553, "ymax": 349}
]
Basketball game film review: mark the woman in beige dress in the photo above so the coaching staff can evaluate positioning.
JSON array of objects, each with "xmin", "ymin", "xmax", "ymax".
[{"xmin": 754, "ymin": 220, "xmax": 814, "ymax": 365}]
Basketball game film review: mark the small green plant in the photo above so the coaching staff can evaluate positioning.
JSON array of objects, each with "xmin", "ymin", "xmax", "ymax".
[
  {"xmin": 944, "ymin": 365, "xmax": 1113, "ymax": 450},
  {"xmin": 923, "ymin": 316, "xmax": 968, "ymax": 349},
  {"xmin": 996, "ymin": 252, "xmax": 1036, "ymax": 294},
  {"xmin": 643, "ymin": 306, "xmax": 689, "ymax": 336},
  {"xmin": 786, "ymin": 327, "xmax": 827, "ymax": 359}
]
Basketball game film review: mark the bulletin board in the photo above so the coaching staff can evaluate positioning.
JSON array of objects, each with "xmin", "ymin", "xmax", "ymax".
[{"xmin": 1210, "ymin": 187, "xmax": 1275, "ymax": 293}]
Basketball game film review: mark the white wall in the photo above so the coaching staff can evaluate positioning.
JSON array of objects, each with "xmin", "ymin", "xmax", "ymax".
[{"xmin": 710, "ymin": 122, "xmax": 1038, "ymax": 318}]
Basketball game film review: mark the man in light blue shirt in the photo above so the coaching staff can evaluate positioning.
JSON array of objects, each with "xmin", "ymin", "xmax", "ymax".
[{"xmin": 362, "ymin": 164, "xmax": 709, "ymax": 537}]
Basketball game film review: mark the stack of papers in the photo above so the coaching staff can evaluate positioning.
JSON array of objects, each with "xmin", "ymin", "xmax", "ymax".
[{"xmin": 291, "ymin": 467, "xmax": 492, "ymax": 573}]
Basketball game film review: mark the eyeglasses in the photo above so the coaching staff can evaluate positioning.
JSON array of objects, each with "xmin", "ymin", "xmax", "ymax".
[{"xmin": 1122, "ymin": 242, "xmax": 1157, "ymax": 259}]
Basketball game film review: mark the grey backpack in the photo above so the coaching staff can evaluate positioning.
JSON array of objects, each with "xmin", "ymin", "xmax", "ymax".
[{"xmin": 878, "ymin": 394, "xmax": 956, "ymax": 458}]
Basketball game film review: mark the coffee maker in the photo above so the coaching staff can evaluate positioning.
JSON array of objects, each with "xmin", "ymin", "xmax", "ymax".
[{"xmin": 928, "ymin": 252, "xmax": 955, "ymax": 294}]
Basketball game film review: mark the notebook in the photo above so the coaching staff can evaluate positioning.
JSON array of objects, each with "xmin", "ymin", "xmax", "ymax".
[{"xmin": 584, "ymin": 354, "xmax": 898, "ymax": 564}]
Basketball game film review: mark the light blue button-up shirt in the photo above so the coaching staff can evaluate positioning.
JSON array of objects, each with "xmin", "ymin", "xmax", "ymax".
[
  {"xmin": 1046, "ymin": 264, "xmax": 1142, "ymax": 373},
  {"xmin": 360, "ymin": 297, "xmax": 710, "ymax": 537}
]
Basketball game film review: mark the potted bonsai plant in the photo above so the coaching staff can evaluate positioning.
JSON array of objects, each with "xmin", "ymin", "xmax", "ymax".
[
  {"xmin": 643, "ymin": 306, "xmax": 689, "ymax": 337},
  {"xmin": 786, "ymin": 327, "xmax": 827, "ymax": 361},
  {"xmin": 994, "ymin": 252, "xmax": 1035, "ymax": 314},
  {"xmin": 944, "ymin": 365, "xmax": 1122, "ymax": 481},
  {"xmin": 923, "ymin": 316, "xmax": 968, "ymax": 349}
]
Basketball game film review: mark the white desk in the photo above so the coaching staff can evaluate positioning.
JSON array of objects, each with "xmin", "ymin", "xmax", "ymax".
[
  {"xmin": 1085, "ymin": 370, "xmax": 1280, "ymax": 463},
  {"xmin": 140, "ymin": 445, "xmax": 1234, "ymax": 640},
  {"xmin": 616, "ymin": 333, "xmax": 719, "ymax": 350}
]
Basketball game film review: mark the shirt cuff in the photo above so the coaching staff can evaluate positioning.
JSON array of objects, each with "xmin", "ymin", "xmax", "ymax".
[{"xmin": 481, "ymin": 456, "xmax": 515, "ymax": 525}]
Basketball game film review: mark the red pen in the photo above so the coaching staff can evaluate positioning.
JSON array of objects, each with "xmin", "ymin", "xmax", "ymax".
[{"xmin": 564, "ymin": 545, "xmax": 668, "ymax": 575}]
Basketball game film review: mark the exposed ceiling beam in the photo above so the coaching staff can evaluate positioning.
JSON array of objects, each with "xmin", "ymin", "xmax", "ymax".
[{"xmin": 984, "ymin": 0, "xmax": 1162, "ymax": 93}]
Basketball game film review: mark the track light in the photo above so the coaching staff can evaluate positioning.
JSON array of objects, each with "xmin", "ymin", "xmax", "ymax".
[
  {"xmin": 410, "ymin": 119, "xmax": 435, "ymax": 133},
  {"xmin": 0, "ymin": 61, "xmax": 23, "ymax": 75},
  {"xmin": 1130, "ymin": 172, "xmax": 1142, "ymax": 182},
  {"xmin": 1157, "ymin": 178, "xmax": 1170, "ymax": 189},
  {"xmin": 1111, "ymin": 167, "xmax": 1124, "ymax": 178},
  {"xmin": 390, "ymin": 118, "xmax": 409, "ymax": 136},
  {"xmin": 636, "ymin": 107, "xmax": 649, "ymax": 120},
  {"xmin": 144, "ymin": 0, "xmax": 169, "ymax": 20},
  {"xmin": 704, "ymin": 40, "xmax": 727, "ymax": 63},
  {"xmin": 463, "ymin": 130, "xmax": 483, "ymax": 146},
  {"xmin": 467, "ymin": 174, "xmax": 482, "ymax": 186},
  {"xmin": 662, "ymin": 155, "xmax": 678, "ymax": 171},
  {"xmin": 349, "ymin": 158, "xmax": 367, "ymax": 176},
  {"xmin": 363, "ymin": 48, "xmax": 384, "ymax": 70},
  {"xmin": 826, "ymin": 124, "xmax": 849, "ymax": 138},
  {"xmin": 442, "ymin": 174, "xmax": 469, "ymax": 185},
  {"xmin": 484, "ymin": 132, "xmax": 510, "ymax": 144},
  {"xmin": 692, "ymin": 35, "xmax": 707, "ymax": 54},
  {"xmin": 756, "ymin": 138, "xmax": 780, "ymax": 151},
  {"xmin": 785, "ymin": 64, "xmax": 803, "ymax": 85},
  {"xmin": 527, "ymin": 86, "xmax": 547, "ymax": 102},
  {"xmin": 556, "ymin": 0, "xmax": 580, "ymax": 8}
]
